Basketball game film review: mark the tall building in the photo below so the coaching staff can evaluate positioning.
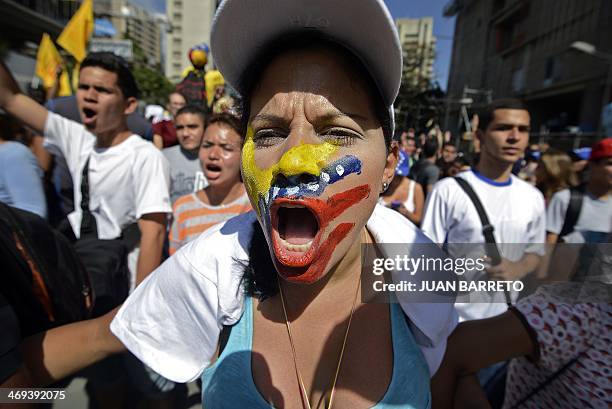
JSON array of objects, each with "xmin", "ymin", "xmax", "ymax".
[
  {"xmin": 444, "ymin": 0, "xmax": 612, "ymax": 134},
  {"xmin": 396, "ymin": 17, "xmax": 437, "ymax": 90},
  {"xmin": 94, "ymin": 0, "xmax": 162, "ymax": 67},
  {"xmin": 165, "ymin": 0, "xmax": 217, "ymax": 83}
]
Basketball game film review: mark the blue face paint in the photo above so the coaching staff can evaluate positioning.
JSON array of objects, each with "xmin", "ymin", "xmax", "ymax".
[{"xmin": 263, "ymin": 155, "xmax": 362, "ymax": 204}]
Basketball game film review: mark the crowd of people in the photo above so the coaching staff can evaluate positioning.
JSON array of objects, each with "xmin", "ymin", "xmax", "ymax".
[{"xmin": 0, "ymin": 0, "xmax": 610, "ymax": 408}]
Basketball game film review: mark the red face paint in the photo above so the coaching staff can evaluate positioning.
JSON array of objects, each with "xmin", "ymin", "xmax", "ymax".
[{"xmin": 270, "ymin": 184, "xmax": 370, "ymax": 282}]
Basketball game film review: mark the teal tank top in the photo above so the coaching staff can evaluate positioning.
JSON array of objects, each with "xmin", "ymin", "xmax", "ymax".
[{"xmin": 202, "ymin": 299, "xmax": 431, "ymax": 408}]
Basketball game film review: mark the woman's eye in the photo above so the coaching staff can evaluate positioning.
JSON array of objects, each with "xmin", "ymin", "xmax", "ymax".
[
  {"xmin": 320, "ymin": 128, "xmax": 361, "ymax": 146},
  {"xmin": 252, "ymin": 129, "xmax": 286, "ymax": 148}
]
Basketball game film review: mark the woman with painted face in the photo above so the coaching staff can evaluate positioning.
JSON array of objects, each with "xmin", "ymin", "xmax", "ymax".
[
  {"xmin": 169, "ymin": 113, "xmax": 251, "ymax": 255},
  {"xmin": 112, "ymin": 1, "xmax": 459, "ymax": 408}
]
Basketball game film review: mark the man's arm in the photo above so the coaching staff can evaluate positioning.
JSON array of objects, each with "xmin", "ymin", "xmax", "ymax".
[
  {"xmin": 135, "ymin": 213, "xmax": 167, "ymax": 286},
  {"xmin": 5, "ymin": 309, "xmax": 123, "ymax": 388},
  {"xmin": 486, "ymin": 253, "xmax": 541, "ymax": 281},
  {"xmin": 0, "ymin": 61, "xmax": 48, "ymax": 134},
  {"xmin": 153, "ymin": 134, "xmax": 164, "ymax": 150},
  {"xmin": 431, "ymin": 310, "xmax": 535, "ymax": 409}
]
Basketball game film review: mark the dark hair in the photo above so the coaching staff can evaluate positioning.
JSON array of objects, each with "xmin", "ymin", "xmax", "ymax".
[
  {"xmin": 242, "ymin": 221, "xmax": 279, "ymax": 299},
  {"xmin": 442, "ymin": 142, "xmax": 456, "ymax": 149},
  {"xmin": 176, "ymin": 105, "xmax": 206, "ymax": 125},
  {"xmin": 422, "ymin": 136, "xmax": 439, "ymax": 158},
  {"xmin": 237, "ymin": 32, "xmax": 393, "ymax": 149},
  {"xmin": 0, "ymin": 114, "xmax": 21, "ymax": 141},
  {"xmin": 478, "ymin": 98, "xmax": 527, "ymax": 132},
  {"xmin": 81, "ymin": 52, "xmax": 139, "ymax": 99},
  {"xmin": 206, "ymin": 112, "xmax": 242, "ymax": 138}
]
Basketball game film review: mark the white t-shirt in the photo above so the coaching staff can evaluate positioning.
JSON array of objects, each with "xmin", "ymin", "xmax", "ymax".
[
  {"xmin": 44, "ymin": 112, "xmax": 172, "ymax": 240},
  {"xmin": 111, "ymin": 205, "xmax": 459, "ymax": 383},
  {"xmin": 421, "ymin": 169, "xmax": 546, "ymax": 321},
  {"xmin": 546, "ymin": 188, "xmax": 612, "ymax": 244}
]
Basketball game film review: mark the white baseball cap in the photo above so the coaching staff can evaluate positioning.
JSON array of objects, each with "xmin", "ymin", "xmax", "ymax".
[{"xmin": 210, "ymin": 0, "xmax": 402, "ymax": 113}]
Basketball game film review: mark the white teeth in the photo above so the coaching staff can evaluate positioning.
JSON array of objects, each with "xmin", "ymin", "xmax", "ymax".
[
  {"xmin": 336, "ymin": 165, "xmax": 344, "ymax": 176},
  {"xmin": 286, "ymin": 186, "xmax": 299, "ymax": 195},
  {"xmin": 307, "ymin": 184, "xmax": 319, "ymax": 191},
  {"xmin": 321, "ymin": 172, "xmax": 330, "ymax": 182},
  {"xmin": 279, "ymin": 236, "xmax": 313, "ymax": 252}
]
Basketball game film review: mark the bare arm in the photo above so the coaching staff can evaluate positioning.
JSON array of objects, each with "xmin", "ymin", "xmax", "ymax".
[
  {"xmin": 30, "ymin": 135, "xmax": 53, "ymax": 173},
  {"xmin": 0, "ymin": 61, "xmax": 48, "ymax": 134},
  {"xmin": 487, "ymin": 253, "xmax": 541, "ymax": 281},
  {"xmin": 135, "ymin": 212, "xmax": 167, "ymax": 286},
  {"xmin": 12, "ymin": 309, "xmax": 123, "ymax": 387},
  {"xmin": 402, "ymin": 181, "xmax": 424, "ymax": 225},
  {"xmin": 153, "ymin": 134, "xmax": 164, "ymax": 150},
  {"xmin": 431, "ymin": 310, "xmax": 535, "ymax": 409}
]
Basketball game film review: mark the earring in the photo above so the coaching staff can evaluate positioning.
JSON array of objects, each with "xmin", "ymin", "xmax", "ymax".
[{"xmin": 382, "ymin": 181, "xmax": 389, "ymax": 192}]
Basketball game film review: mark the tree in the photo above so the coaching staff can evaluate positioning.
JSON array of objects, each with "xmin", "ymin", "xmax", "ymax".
[{"xmin": 126, "ymin": 35, "xmax": 173, "ymax": 106}]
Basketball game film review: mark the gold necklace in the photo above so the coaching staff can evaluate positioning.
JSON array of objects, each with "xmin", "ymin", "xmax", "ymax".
[{"xmin": 276, "ymin": 253, "xmax": 363, "ymax": 409}]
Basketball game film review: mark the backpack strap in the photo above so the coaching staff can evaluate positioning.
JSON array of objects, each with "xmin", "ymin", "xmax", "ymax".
[
  {"xmin": 79, "ymin": 157, "xmax": 98, "ymax": 239},
  {"xmin": 453, "ymin": 177, "xmax": 511, "ymax": 305},
  {"xmin": 557, "ymin": 187, "xmax": 584, "ymax": 243}
]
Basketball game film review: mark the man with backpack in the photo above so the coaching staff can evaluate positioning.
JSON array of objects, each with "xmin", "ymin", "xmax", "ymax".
[
  {"xmin": 546, "ymin": 138, "xmax": 612, "ymax": 245},
  {"xmin": 0, "ymin": 53, "xmax": 171, "ymax": 290},
  {"xmin": 0, "ymin": 52, "xmax": 172, "ymax": 407},
  {"xmin": 421, "ymin": 99, "xmax": 546, "ymax": 322}
]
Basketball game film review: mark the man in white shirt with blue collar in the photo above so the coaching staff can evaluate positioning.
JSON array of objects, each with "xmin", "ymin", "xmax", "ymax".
[{"xmin": 421, "ymin": 99, "xmax": 546, "ymax": 322}]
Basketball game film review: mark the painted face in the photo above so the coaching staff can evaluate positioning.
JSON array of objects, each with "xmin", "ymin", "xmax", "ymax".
[
  {"xmin": 76, "ymin": 67, "xmax": 134, "ymax": 136},
  {"xmin": 243, "ymin": 47, "xmax": 395, "ymax": 284},
  {"xmin": 480, "ymin": 109, "xmax": 530, "ymax": 164},
  {"xmin": 176, "ymin": 112, "xmax": 205, "ymax": 151},
  {"xmin": 200, "ymin": 122, "xmax": 242, "ymax": 188}
]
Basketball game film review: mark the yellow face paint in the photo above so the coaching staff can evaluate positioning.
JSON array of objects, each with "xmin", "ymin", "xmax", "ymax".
[{"xmin": 242, "ymin": 127, "xmax": 338, "ymax": 213}]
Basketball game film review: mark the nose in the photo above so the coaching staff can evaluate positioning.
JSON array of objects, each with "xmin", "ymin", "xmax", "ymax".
[{"xmin": 208, "ymin": 145, "xmax": 222, "ymax": 160}]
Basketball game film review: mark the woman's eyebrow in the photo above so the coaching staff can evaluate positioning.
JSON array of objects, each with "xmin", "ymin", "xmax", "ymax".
[
  {"xmin": 251, "ymin": 113, "xmax": 289, "ymax": 126},
  {"xmin": 317, "ymin": 111, "xmax": 368, "ymax": 122}
]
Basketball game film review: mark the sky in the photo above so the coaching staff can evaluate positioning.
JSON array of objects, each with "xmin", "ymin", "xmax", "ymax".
[{"xmin": 130, "ymin": 0, "xmax": 456, "ymax": 90}]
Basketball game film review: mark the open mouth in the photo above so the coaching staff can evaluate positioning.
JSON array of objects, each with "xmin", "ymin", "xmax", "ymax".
[
  {"xmin": 205, "ymin": 163, "xmax": 223, "ymax": 179},
  {"xmin": 271, "ymin": 201, "xmax": 321, "ymax": 268},
  {"xmin": 82, "ymin": 108, "xmax": 97, "ymax": 125}
]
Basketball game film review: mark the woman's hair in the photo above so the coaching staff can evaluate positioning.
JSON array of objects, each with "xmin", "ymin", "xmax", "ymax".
[
  {"xmin": 237, "ymin": 31, "xmax": 393, "ymax": 150},
  {"xmin": 242, "ymin": 221, "xmax": 279, "ymax": 300},
  {"xmin": 206, "ymin": 112, "xmax": 242, "ymax": 139},
  {"xmin": 537, "ymin": 149, "xmax": 578, "ymax": 202}
]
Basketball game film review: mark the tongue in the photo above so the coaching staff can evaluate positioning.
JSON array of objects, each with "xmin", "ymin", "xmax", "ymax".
[{"xmin": 280, "ymin": 208, "xmax": 317, "ymax": 245}]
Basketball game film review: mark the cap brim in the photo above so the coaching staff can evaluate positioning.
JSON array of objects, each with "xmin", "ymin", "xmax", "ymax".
[{"xmin": 211, "ymin": 0, "xmax": 402, "ymax": 107}]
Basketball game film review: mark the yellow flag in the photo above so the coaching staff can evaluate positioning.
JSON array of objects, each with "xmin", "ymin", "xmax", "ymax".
[
  {"xmin": 57, "ymin": 0, "xmax": 94, "ymax": 62},
  {"xmin": 35, "ymin": 33, "xmax": 62, "ymax": 89},
  {"xmin": 57, "ymin": 70, "xmax": 72, "ymax": 96}
]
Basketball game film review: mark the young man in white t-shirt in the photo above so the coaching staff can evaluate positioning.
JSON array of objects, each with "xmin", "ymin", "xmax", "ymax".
[
  {"xmin": 421, "ymin": 99, "xmax": 546, "ymax": 321},
  {"xmin": 0, "ymin": 53, "xmax": 171, "ymax": 287}
]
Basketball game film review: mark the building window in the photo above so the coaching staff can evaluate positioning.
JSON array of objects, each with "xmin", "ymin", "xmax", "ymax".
[
  {"xmin": 174, "ymin": 0, "xmax": 182, "ymax": 8},
  {"xmin": 173, "ymin": 12, "xmax": 182, "ymax": 20}
]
